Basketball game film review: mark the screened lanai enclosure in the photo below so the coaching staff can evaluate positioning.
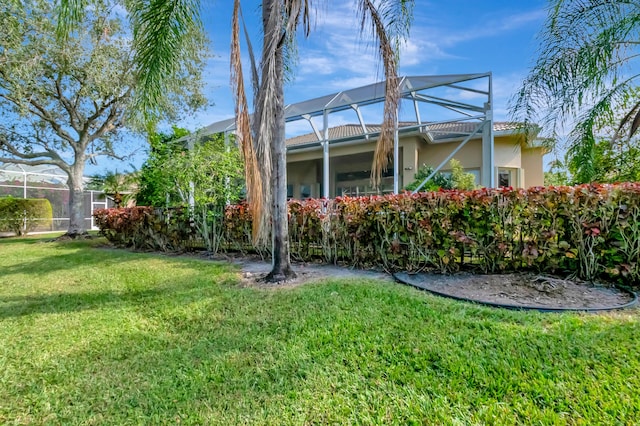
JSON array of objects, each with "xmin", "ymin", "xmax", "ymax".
[
  {"xmin": 0, "ymin": 164, "xmax": 114, "ymax": 232},
  {"xmin": 188, "ymin": 73, "xmax": 498, "ymax": 198}
]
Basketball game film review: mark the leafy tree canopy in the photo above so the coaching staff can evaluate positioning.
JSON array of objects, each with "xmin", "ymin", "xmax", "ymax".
[
  {"xmin": 136, "ymin": 128, "xmax": 243, "ymax": 208},
  {"xmin": 0, "ymin": 0, "xmax": 207, "ymax": 235},
  {"xmin": 136, "ymin": 127, "xmax": 190, "ymax": 207}
]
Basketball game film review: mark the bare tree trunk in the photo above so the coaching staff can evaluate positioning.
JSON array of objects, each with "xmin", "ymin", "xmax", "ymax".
[
  {"xmin": 264, "ymin": 0, "xmax": 295, "ymax": 282},
  {"xmin": 66, "ymin": 161, "xmax": 88, "ymax": 237}
]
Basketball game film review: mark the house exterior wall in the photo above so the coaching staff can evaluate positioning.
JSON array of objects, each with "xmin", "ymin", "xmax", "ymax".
[
  {"xmin": 494, "ymin": 136, "xmax": 522, "ymax": 168},
  {"xmin": 288, "ymin": 138, "xmax": 418, "ymax": 197},
  {"xmin": 286, "ymin": 131, "xmax": 545, "ymax": 197},
  {"xmin": 416, "ymin": 139, "xmax": 483, "ymax": 171},
  {"xmin": 521, "ymin": 147, "xmax": 545, "ymax": 187},
  {"xmin": 287, "ymin": 159, "xmax": 321, "ymax": 198}
]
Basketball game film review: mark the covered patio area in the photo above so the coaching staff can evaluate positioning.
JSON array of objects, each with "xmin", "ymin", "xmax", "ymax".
[{"xmin": 191, "ymin": 73, "xmax": 496, "ymax": 197}]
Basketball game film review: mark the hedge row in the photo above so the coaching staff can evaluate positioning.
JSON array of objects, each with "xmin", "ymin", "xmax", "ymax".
[
  {"xmin": 92, "ymin": 206, "xmax": 198, "ymax": 251},
  {"xmin": 0, "ymin": 197, "xmax": 53, "ymax": 236},
  {"xmin": 94, "ymin": 183, "xmax": 640, "ymax": 286}
]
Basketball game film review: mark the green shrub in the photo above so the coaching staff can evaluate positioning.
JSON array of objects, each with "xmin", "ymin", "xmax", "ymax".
[
  {"xmin": 404, "ymin": 164, "xmax": 452, "ymax": 192},
  {"xmin": 449, "ymin": 159, "xmax": 476, "ymax": 190},
  {"xmin": 0, "ymin": 197, "xmax": 53, "ymax": 236},
  {"xmin": 94, "ymin": 184, "xmax": 640, "ymax": 287},
  {"xmin": 404, "ymin": 158, "xmax": 477, "ymax": 192},
  {"xmin": 93, "ymin": 206, "xmax": 197, "ymax": 251}
]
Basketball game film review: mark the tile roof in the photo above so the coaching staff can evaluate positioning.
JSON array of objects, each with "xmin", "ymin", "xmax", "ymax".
[{"xmin": 286, "ymin": 121, "xmax": 524, "ymax": 147}]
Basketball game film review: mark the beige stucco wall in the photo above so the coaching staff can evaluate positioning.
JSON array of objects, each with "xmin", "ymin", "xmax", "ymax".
[
  {"xmin": 285, "ymin": 131, "xmax": 546, "ymax": 197},
  {"xmin": 415, "ymin": 136, "xmax": 527, "ymax": 169},
  {"xmin": 417, "ymin": 139, "xmax": 482, "ymax": 170},
  {"xmin": 415, "ymin": 135, "xmax": 537, "ymax": 187},
  {"xmin": 402, "ymin": 138, "xmax": 419, "ymax": 183},
  {"xmin": 521, "ymin": 147, "xmax": 545, "ymax": 187},
  {"xmin": 494, "ymin": 136, "xmax": 522, "ymax": 168}
]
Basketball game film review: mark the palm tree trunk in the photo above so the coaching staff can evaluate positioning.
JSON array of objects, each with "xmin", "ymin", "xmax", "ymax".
[{"xmin": 264, "ymin": 0, "xmax": 295, "ymax": 282}]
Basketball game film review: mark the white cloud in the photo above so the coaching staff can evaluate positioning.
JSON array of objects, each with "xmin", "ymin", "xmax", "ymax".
[
  {"xmin": 185, "ymin": 2, "xmax": 547, "ymax": 131},
  {"xmin": 491, "ymin": 72, "xmax": 528, "ymax": 121},
  {"xmin": 399, "ymin": 39, "xmax": 455, "ymax": 67},
  {"xmin": 396, "ymin": 6, "xmax": 547, "ymax": 68},
  {"xmin": 421, "ymin": 9, "xmax": 546, "ymax": 47}
]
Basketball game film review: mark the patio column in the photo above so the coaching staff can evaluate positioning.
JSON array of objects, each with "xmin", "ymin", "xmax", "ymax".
[
  {"xmin": 481, "ymin": 74, "xmax": 495, "ymax": 188},
  {"xmin": 393, "ymin": 111, "xmax": 399, "ymax": 194},
  {"xmin": 322, "ymin": 109, "xmax": 330, "ymax": 199}
]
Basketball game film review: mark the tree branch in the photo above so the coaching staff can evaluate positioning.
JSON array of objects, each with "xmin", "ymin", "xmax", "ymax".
[
  {"xmin": 86, "ymin": 87, "xmax": 131, "ymax": 143},
  {"xmin": 86, "ymin": 85, "xmax": 131, "ymax": 126},
  {"xmin": 0, "ymin": 155, "xmax": 69, "ymax": 171},
  {"xmin": 0, "ymin": 136, "xmax": 68, "ymax": 170},
  {"xmin": 54, "ymin": 74, "xmax": 82, "ymax": 133},
  {"xmin": 88, "ymin": 105, "xmax": 118, "ymax": 142},
  {"xmin": 86, "ymin": 150, "xmax": 127, "ymax": 161},
  {"xmin": 0, "ymin": 90, "xmax": 78, "ymax": 146}
]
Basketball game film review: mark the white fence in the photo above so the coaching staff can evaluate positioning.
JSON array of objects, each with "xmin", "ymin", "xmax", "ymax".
[{"xmin": 0, "ymin": 167, "xmax": 115, "ymax": 232}]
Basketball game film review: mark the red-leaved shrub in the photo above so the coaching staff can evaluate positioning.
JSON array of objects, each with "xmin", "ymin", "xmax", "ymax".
[{"xmin": 94, "ymin": 183, "xmax": 640, "ymax": 286}]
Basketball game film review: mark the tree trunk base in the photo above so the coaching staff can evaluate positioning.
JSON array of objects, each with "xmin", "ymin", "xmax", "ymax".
[
  {"xmin": 57, "ymin": 231, "xmax": 92, "ymax": 240},
  {"xmin": 264, "ymin": 266, "xmax": 297, "ymax": 284}
]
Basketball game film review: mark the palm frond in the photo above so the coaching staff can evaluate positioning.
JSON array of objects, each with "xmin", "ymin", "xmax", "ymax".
[
  {"xmin": 285, "ymin": 0, "xmax": 312, "ymax": 38},
  {"xmin": 55, "ymin": 0, "xmax": 87, "ymax": 40},
  {"xmin": 232, "ymin": 0, "xmax": 265, "ymax": 245},
  {"xmin": 513, "ymin": 0, "xmax": 640, "ymax": 148},
  {"xmin": 129, "ymin": 0, "xmax": 205, "ymax": 122},
  {"xmin": 358, "ymin": 0, "xmax": 413, "ymax": 188},
  {"xmin": 614, "ymin": 98, "xmax": 640, "ymax": 140},
  {"xmin": 565, "ymin": 73, "xmax": 638, "ymax": 182},
  {"xmin": 239, "ymin": 6, "xmax": 259, "ymax": 94},
  {"xmin": 566, "ymin": 125, "xmax": 597, "ymax": 183}
]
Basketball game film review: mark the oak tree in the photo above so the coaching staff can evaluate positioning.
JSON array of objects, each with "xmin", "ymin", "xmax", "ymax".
[{"xmin": 0, "ymin": 0, "xmax": 206, "ymax": 236}]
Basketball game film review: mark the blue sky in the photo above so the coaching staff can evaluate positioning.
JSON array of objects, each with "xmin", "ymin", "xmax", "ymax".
[
  {"xmin": 188, "ymin": 0, "xmax": 548, "ymax": 124},
  {"xmin": 95, "ymin": 0, "xmax": 552, "ymax": 173}
]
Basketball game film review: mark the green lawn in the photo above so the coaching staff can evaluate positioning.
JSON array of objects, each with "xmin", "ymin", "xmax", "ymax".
[{"xmin": 1, "ymin": 237, "xmax": 639, "ymax": 425}]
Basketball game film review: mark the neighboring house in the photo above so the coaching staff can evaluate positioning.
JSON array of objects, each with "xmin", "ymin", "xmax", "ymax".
[
  {"xmin": 286, "ymin": 121, "xmax": 546, "ymax": 198},
  {"xmin": 0, "ymin": 163, "xmax": 113, "ymax": 231}
]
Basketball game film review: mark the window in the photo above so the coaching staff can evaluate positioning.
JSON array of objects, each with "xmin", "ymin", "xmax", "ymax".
[
  {"xmin": 335, "ymin": 168, "xmax": 395, "ymax": 196},
  {"xmin": 467, "ymin": 169, "xmax": 480, "ymax": 185},
  {"xmin": 300, "ymin": 184, "xmax": 311, "ymax": 199},
  {"xmin": 498, "ymin": 168, "xmax": 518, "ymax": 188}
]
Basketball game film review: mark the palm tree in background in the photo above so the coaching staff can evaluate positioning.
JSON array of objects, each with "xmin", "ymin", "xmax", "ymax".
[
  {"xmin": 90, "ymin": 170, "xmax": 138, "ymax": 208},
  {"xmin": 513, "ymin": 0, "xmax": 640, "ymax": 175},
  {"xmin": 60, "ymin": 0, "xmax": 414, "ymax": 282}
]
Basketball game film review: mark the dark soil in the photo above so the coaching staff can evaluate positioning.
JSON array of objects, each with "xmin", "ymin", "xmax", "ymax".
[
  {"xmin": 395, "ymin": 272, "xmax": 636, "ymax": 310},
  {"xmin": 231, "ymin": 256, "xmax": 636, "ymax": 310}
]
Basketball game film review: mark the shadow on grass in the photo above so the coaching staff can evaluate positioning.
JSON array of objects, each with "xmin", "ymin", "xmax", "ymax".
[
  {"xmin": 0, "ymin": 249, "xmax": 143, "ymax": 277},
  {"xmin": 0, "ymin": 271, "xmax": 236, "ymax": 319},
  {"xmin": 0, "ymin": 240, "xmax": 228, "ymax": 278},
  {"xmin": 0, "ymin": 235, "xmax": 59, "ymax": 245},
  {"xmin": 9, "ymin": 280, "xmax": 639, "ymax": 424}
]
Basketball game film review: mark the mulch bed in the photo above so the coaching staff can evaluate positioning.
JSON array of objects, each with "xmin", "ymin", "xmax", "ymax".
[{"xmin": 395, "ymin": 272, "xmax": 637, "ymax": 311}]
